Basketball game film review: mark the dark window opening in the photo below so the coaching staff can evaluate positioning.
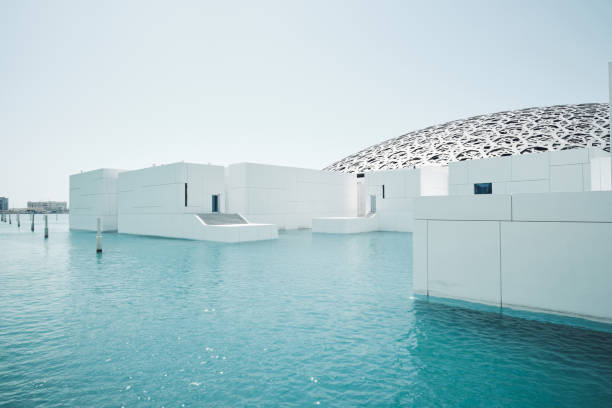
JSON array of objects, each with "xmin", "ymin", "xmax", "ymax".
[
  {"xmin": 356, "ymin": 173, "xmax": 365, "ymax": 178},
  {"xmin": 211, "ymin": 195, "xmax": 219, "ymax": 213},
  {"xmin": 382, "ymin": 185, "xmax": 385, "ymax": 199},
  {"xmin": 474, "ymin": 183, "xmax": 492, "ymax": 195},
  {"xmin": 184, "ymin": 183, "xmax": 188, "ymax": 206}
]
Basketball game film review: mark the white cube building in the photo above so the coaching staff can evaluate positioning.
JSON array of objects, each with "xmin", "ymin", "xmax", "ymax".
[
  {"xmin": 449, "ymin": 148, "xmax": 610, "ymax": 195},
  {"xmin": 117, "ymin": 162, "xmax": 277, "ymax": 243},
  {"xmin": 226, "ymin": 163, "xmax": 358, "ymax": 229},
  {"xmin": 312, "ymin": 166, "xmax": 449, "ymax": 234},
  {"xmin": 69, "ymin": 168, "xmax": 123, "ymax": 231}
]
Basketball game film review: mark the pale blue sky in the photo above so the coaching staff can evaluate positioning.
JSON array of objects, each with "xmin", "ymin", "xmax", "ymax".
[{"xmin": 1, "ymin": 0, "xmax": 611, "ymax": 207}]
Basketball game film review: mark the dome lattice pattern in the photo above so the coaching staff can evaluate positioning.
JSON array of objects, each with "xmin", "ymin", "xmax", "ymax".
[{"xmin": 325, "ymin": 103, "xmax": 610, "ymax": 173}]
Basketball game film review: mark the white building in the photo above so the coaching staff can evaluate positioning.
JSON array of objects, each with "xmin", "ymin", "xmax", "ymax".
[
  {"xmin": 69, "ymin": 168, "xmax": 123, "ymax": 231},
  {"xmin": 117, "ymin": 162, "xmax": 277, "ymax": 243},
  {"xmin": 312, "ymin": 166, "xmax": 448, "ymax": 233},
  {"xmin": 68, "ymin": 64, "xmax": 612, "ymax": 324},
  {"xmin": 449, "ymin": 147, "xmax": 610, "ymax": 195},
  {"xmin": 226, "ymin": 163, "xmax": 357, "ymax": 229},
  {"xmin": 409, "ymin": 63, "xmax": 612, "ymax": 324},
  {"xmin": 70, "ymin": 162, "xmax": 359, "ymax": 242}
]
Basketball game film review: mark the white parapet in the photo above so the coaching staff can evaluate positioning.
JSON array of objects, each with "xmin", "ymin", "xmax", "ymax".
[{"xmin": 413, "ymin": 191, "xmax": 612, "ymax": 323}]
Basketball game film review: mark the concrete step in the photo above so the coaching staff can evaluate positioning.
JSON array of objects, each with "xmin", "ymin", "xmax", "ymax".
[{"xmin": 197, "ymin": 213, "xmax": 248, "ymax": 225}]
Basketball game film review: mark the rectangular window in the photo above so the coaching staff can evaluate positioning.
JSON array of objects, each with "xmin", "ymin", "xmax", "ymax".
[
  {"xmin": 382, "ymin": 184, "xmax": 385, "ymax": 199},
  {"xmin": 184, "ymin": 183, "xmax": 188, "ymax": 206},
  {"xmin": 211, "ymin": 194, "xmax": 219, "ymax": 213},
  {"xmin": 356, "ymin": 173, "xmax": 365, "ymax": 178},
  {"xmin": 474, "ymin": 183, "xmax": 493, "ymax": 195}
]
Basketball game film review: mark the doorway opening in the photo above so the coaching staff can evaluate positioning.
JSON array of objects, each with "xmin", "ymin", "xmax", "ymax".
[{"xmin": 211, "ymin": 194, "xmax": 219, "ymax": 213}]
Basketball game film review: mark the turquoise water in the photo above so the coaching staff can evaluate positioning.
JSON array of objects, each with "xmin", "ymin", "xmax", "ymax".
[{"xmin": 1, "ymin": 216, "xmax": 612, "ymax": 407}]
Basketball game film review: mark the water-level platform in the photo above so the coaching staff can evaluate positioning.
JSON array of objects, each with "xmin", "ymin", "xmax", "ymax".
[
  {"xmin": 312, "ymin": 214, "xmax": 377, "ymax": 234},
  {"xmin": 118, "ymin": 213, "xmax": 278, "ymax": 243}
]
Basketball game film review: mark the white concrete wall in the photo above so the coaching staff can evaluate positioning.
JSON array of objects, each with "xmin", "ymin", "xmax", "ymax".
[
  {"xmin": 364, "ymin": 168, "xmax": 417, "ymax": 232},
  {"xmin": 69, "ymin": 168, "xmax": 123, "ymax": 231},
  {"xmin": 449, "ymin": 148, "xmax": 610, "ymax": 195},
  {"xmin": 421, "ymin": 166, "xmax": 449, "ymax": 196},
  {"xmin": 226, "ymin": 163, "xmax": 357, "ymax": 229},
  {"xmin": 413, "ymin": 192, "xmax": 612, "ymax": 322},
  {"xmin": 118, "ymin": 162, "xmax": 233, "ymax": 239},
  {"xmin": 362, "ymin": 167, "xmax": 448, "ymax": 232},
  {"xmin": 118, "ymin": 162, "xmax": 225, "ymax": 216}
]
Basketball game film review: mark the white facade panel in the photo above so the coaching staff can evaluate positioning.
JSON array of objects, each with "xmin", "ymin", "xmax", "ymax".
[
  {"xmin": 420, "ymin": 166, "xmax": 449, "ymax": 196},
  {"xmin": 549, "ymin": 148, "xmax": 589, "ymax": 165},
  {"xmin": 511, "ymin": 152, "xmax": 550, "ymax": 180},
  {"xmin": 507, "ymin": 179, "xmax": 550, "ymax": 194},
  {"xmin": 590, "ymin": 157, "xmax": 612, "ymax": 191},
  {"xmin": 501, "ymin": 221, "xmax": 612, "ymax": 320},
  {"xmin": 448, "ymin": 161, "xmax": 468, "ymax": 185},
  {"xmin": 427, "ymin": 220, "xmax": 501, "ymax": 305},
  {"xmin": 468, "ymin": 156, "xmax": 511, "ymax": 183},
  {"xmin": 226, "ymin": 163, "xmax": 358, "ymax": 230},
  {"xmin": 69, "ymin": 168, "xmax": 123, "ymax": 231},
  {"xmin": 492, "ymin": 182, "xmax": 508, "ymax": 195},
  {"xmin": 118, "ymin": 162, "xmax": 225, "ymax": 217},
  {"xmin": 511, "ymin": 191, "xmax": 612, "ymax": 222},
  {"xmin": 449, "ymin": 184, "xmax": 471, "ymax": 195},
  {"xmin": 413, "ymin": 190, "xmax": 612, "ymax": 322},
  {"xmin": 412, "ymin": 219, "xmax": 428, "ymax": 295},
  {"xmin": 415, "ymin": 195, "xmax": 511, "ymax": 221}
]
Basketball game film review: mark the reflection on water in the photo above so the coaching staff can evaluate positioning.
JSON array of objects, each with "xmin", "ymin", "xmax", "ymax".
[{"xmin": 0, "ymin": 218, "xmax": 611, "ymax": 407}]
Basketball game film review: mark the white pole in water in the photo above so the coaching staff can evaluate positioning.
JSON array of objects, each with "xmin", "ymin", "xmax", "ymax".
[
  {"xmin": 44, "ymin": 215, "xmax": 48, "ymax": 239},
  {"xmin": 96, "ymin": 217, "xmax": 102, "ymax": 253},
  {"xmin": 17, "ymin": 213, "xmax": 20, "ymax": 228},
  {"xmin": 31, "ymin": 214, "xmax": 35, "ymax": 232},
  {"xmin": 8, "ymin": 214, "xmax": 11, "ymax": 224}
]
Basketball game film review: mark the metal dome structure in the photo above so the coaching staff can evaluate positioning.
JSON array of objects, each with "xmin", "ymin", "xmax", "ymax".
[{"xmin": 325, "ymin": 103, "xmax": 610, "ymax": 173}]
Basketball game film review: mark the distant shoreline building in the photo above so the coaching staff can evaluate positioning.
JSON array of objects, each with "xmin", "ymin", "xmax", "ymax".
[
  {"xmin": 27, "ymin": 201, "xmax": 68, "ymax": 213},
  {"xmin": 0, "ymin": 197, "xmax": 8, "ymax": 211}
]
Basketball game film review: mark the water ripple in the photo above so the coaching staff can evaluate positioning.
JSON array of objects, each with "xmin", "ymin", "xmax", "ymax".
[{"xmin": 1, "ymin": 219, "xmax": 611, "ymax": 407}]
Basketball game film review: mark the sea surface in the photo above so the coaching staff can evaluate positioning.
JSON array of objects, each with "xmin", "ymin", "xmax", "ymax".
[{"xmin": 1, "ymin": 216, "xmax": 611, "ymax": 407}]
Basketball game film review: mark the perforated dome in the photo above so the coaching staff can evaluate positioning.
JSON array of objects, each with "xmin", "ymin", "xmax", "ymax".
[{"xmin": 325, "ymin": 103, "xmax": 610, "ymax": 173}]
